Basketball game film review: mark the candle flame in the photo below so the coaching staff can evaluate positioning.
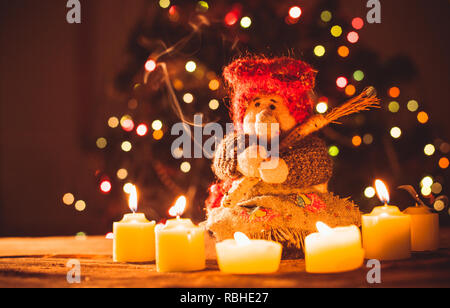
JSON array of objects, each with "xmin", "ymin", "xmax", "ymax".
[
  {"xmin": 169, "ymin": 195, "xmax": 186, "ymax": 217},
  {"xmin": 234, "ymin": 232, "xmax": 251, "ymax": 246},
  {"xmin": 128, "ymin": 185, "xmax": 138, "ymax": 213},
  {"xmin": 375, "ymin": 179, "xmax": 390, "ymax": 204},
  {"xmin": 316, "ymin": 221, "xmax": 333, "ymax": 234}
]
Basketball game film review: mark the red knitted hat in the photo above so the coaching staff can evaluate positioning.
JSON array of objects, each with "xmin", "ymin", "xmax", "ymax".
[{"xmin": 223, "ymin": 56, "xmax": 317, "ymax": 129}]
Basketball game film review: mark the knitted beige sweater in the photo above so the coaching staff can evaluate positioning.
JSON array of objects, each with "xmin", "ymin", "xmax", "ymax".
[{"xmin": 206, "ymin": 132, "xmax": 361, "ymax": 253}]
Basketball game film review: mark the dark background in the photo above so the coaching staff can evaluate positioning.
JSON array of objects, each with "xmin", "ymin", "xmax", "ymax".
[{"xmin": 0, "ymin": 0, "xmax": 449, "ymax": 236}]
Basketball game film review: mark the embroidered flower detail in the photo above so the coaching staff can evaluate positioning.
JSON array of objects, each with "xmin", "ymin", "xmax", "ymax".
[
  {"xmin": 240, "ymin": 206, "xmax": 280, "ymax": 222},
  {"xmin": 296, "ymin": 193, "xmax": 326, "ymax": 213}
]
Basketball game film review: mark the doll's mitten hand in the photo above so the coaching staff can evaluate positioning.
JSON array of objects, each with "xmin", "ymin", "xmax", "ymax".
[
  {"xmin": 258, "ymin": 157, "xmax": 289, "ymax": 184},
  {"xmin": 237, "ymin": 145, "xmax": 267, "ymax": 178}
]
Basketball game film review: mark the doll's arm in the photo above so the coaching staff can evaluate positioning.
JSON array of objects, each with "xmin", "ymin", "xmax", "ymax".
[
  {"xmin": 281, "ymin": 135, "xmax": 333, "ymax": 188},
  {"xmin": 212, "ymin": 132, "xmax": 242, "ymax": 180}
]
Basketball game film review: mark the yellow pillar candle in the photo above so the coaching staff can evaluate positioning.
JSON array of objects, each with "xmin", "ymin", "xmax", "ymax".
[
  {"xmin": 305, "ymin": 222, "xmax": 365, "ymax": 273},
  {"xmin": 362, "ymin": 180, "xmax": 411, "ymax": 260},
  {"xmin": 155, "ymin": 196, "xmax": 205, "ymax": 272},
  {"xmin": 113, "ymin": 185, "xmax": 155, "ymax": 262},
  {"xmin": 216, "ymin": 232, "xmax": 282, "ymax": 274},
  {"xmin": 404, "ymin": 205, "xmax": 439, "ymax": 251}
]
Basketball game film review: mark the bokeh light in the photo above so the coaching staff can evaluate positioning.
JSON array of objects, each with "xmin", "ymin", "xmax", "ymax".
[
  {"xmin": 388, "ymin": 87, "xmax": 400, "ymax": 98},
  {"xmin": 421, "ymin": 186, "xmax": 432, "ymax": 196},
  {"xmin": 117, "ymin": 168, "xmax": 128, "ymax": 180},
  {"xmin": 352, "ymin": 17, "xmax": 364, "ymax": 30},
  {"xmin": 74, "ymin": 200, "xmax": 86, "ymax": 212},
  {"xmin": 152, "ymin": 120, "xmax": 163, "ymax": 131},
  {"xmin": 347, "ymin": 31, "xmax": 359, "ymax": 44},
  {"xmin": 388, "ymin": 101, "xmax": 400, "ymax": 113},
  {"xmin": 180, "ymin": 161, "xmax": 191, "ymax": 173},
  {"xmin": 183, "ymin": 93, "xmax": 194, "ymax": 103},
  {"xmin": 144, "ymin": 59, "xmax": 156, "ymax": 72},
  {"xmin": 336, "ymin": 76, "xmax": 348, "ymax": 88},
  {"xmin": 417, "ymin": 111, "xmax": 429, "ymax": 124},
  {"xmin": 289, "ymin": 6, "xmax": 302, "ymax": 19},
  {"xmin": 314, "ymin": 45, "xmax": 326, "ymax": 57},
  {"xmin": 185, "ymin": 61, "xmax": 197, "ymax": 72},
  {"xmin": 108, "ymin": 117, "xmax": 119, "ymax": 128},
  {"xmin": 434, "ymin": 200, "xmax": 445, "ymax": 212},
  {"xmin": 431, "ymin": 182, "xmax": 443, "ymax": 194},
  {"xmin": 123, "ymin": 183, "xmax": 134, "ymax": 194},
  {"xmin": 345, "ymin": 84, "xmax": 356, "ymax": 96},
  {"xmin": 316, "ymin": 102, "xmax": 328, "ymax": 114},
  {"xmin": 136, "ymin": 124, "xmax": 148, "ymax": 136},
  {"xmin": 390, "ymin": 127, "xmax": 402, "ymax": 139},
  {"xmin": 208, "ymin": 79, "xmax": 220, "ymax": 91},
  {"xmin": 439, "ymin": 157, "xmax": 449, "ymax": 169},
  {"xmin": 407, "ymin": 100, "xmax": 419, "ymax": 112},
  {"xmin": 121, "ymin": 141, "xmax": 132, "ymax": 152},
  {"xmin": 353, "ymin": 70, "xmax": 364, "ymax": 81},
  {"xmin": 363, "ymin": 134, "xmax": 373, "ymax": 145},
  {"xmin": 159, "ymin": 0, "xmax": 170, "ymax": 9},
  {"xmin": 128, "ymin": 99, "xmax": 138, "ymax": 110},
  {"xmin": 153, "ymin": 130, "xmax": 164, "ymax": 140},
  {"xmin": 331, "ymin": 25, "xmax": 342, "ymax": 37},
  {"xmin": 96, "ymin": 137, "xmax": 107, "ymax": 149},
  {"xmin": 197, "ymin": 1, "xmax": 209, "ymax": 12},
  {"xmin": 337, "ymin": 46, "xmax": 349, "ymax": 58},
  {"xmin": 424, "ymin": 144, "xmax": 436, "ymax": 156},
  {"xmin": 421, "ymin": 176, "xmax": 433, "ymax": 188},
  {"xmin": 364, "ymin": 186, "xmax": 376, "ymax": 198},
  {"xmin": 100, "ymin": 180, "xmax": 112, "ymax": 193},
  {"xmin": 328, "ymin": 145, "xmax": 339, "ymax": 157},
  {"xmin": 63, "ymin": 193, "xmax": 75, "ymax": 205},
  {"xmin": 352, "ymin": 135, "xmax": 362, "ymax": 147},
  {"xmin": 240, "ymin": 16, "xmax": 252, "ymax": 28},
  {"xmin": 224, "ymin": 11, "xmax": 238, "ymax": 26},
  {"xmin": 209, "ymin": 99, "xmax": 219, "ymax": 110},
  {"xmin": 320, "ymin": 11, "xmax": 332, "ymax": 22}
]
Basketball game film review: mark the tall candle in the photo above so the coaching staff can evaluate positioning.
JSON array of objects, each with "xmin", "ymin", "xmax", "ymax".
[
  {"xmin": 216, "ymin": 232, "xmax": 282, "ymax": 274},
  {"xmin": 404, "ymin": 205, "xmax": 439, "ymax": 251},
  {"xmin": 113, "ymin": 185, "xmax": 156, "ymax": 262},
  {"xmin": 305, "ymin": 222, "xmax": 365, "ymax": 273},
  {"xmin": 362, "ymin": 180, "xmax": 411, "ymax": 260},
  {"xmin": 155, "ymin": 196, "xmax": 205, "ymax": 272}
]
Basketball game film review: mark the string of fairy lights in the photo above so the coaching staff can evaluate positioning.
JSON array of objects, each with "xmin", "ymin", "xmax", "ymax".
[{"xmin": 61, "ymin": 1, "xmax": 449, "ymax": 226}]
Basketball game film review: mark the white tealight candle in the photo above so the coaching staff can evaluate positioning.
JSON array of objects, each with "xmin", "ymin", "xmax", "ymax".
[
  {"xmin": 216, "ymin": 232, "xmax": 282, "ymax": 274},
  {"xmin": 305, "ymin": 222, "xmax": 365, "ymax": 273}
]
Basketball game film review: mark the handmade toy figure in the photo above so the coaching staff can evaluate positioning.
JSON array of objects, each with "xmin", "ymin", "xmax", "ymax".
[{"xmin": 205, "ymin": 56, "xmax": 379, "ymax": 256}]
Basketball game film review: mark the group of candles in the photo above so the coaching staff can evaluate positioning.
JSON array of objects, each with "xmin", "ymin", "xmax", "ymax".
[{"xmin": 113, "ymin": 180, "xmax": 439, "ymax": 274}]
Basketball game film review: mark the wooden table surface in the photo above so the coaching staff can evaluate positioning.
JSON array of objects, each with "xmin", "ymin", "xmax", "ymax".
[{"xmin": 0, "ymin": 229, "xmax": 449, "ymax": 288}]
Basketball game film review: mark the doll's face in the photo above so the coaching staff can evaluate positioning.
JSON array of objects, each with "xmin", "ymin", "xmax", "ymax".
[{"xmin": 243, "ymin": 95, "xmax": 297, "ymax": 139}]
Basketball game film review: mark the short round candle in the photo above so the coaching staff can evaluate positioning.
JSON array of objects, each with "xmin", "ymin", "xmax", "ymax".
[
  {"xmin": 155, "ymin": 196, "xmax": 205, "ymax": 272},
  {"xmin": 305, "ymin": 222, "xmax": 365, "ymax": 273},
  {"xmin": 362, "ymin": 180, "xmax": 411, "ymax": 260},
  {"xmin": 113, "ymin": 185, "xmax": 156, "ymax": 262},
  {"xmin": 404, "ymin": 205, "xmax": 439, "ymax": 251},
  {"xmin": 215, "ymin": 232, "xmax": 282, "ymax": 274}
]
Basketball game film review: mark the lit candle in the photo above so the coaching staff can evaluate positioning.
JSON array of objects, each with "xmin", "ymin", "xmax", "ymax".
[
  {"xmin": 362, "ymin": 180, "xmax": 411, "ymax": 260},
  {"xmin": 404, "ymin": 205, "xmax": 439, "ymax": 251},
  {"xmin": 305, "ymin": 222, "xmax": 365, "ymax": 273},
  {"xmin": 113, "ymin": 185, "xmax": 156, "ymax": 262},
  {"xmin": 215, "ymin": 232, "xmax": 282, "ymax": 274},
  {"xmin": 155, "ymin": 196, "xmax": 205, "ymax": 272}
]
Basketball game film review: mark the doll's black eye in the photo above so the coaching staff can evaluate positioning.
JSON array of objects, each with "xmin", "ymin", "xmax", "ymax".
[
  {"xmin": 255, "ymin": 102, "xmax": 261, "ymax": 107},
  {"xmin": 270, "ymin": 104, "xmax": 276, "ymax": 110}
]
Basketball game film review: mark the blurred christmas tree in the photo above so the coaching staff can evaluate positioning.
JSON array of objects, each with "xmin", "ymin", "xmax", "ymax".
[{"xmin": 89, "ymin": 0, "xmax": 449, "ymax": 226}]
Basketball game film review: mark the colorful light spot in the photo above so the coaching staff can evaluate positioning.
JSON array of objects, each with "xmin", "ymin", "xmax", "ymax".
[
  {"xmin": 225, "ymin": 11, "xmax": 238, "ymax": 26},
  {"xmin": 183, "ymin": 93, "xmax": 194, "ymax": 103},
  {"xmin": 316, "ymin": 102, "xmax": 328, "ymax": 114},
  {"xmin": 364, "ymin": 186, "xmax": 376, "ymax": 198},
  {"xmin": 123, "ymin": 183, "xmax": 134, "ymax": 194},
  {"xmin": 63, "ymin": 193, "xmax": 75, "ymax": 205},
  {"xmin": 96, "ymin": 137, "xmax": 107, "ymax": 149},
  {"xmin": 328, "ymin": 145, "xmax": 339, "ymax": 157},
  {"xmin": 424, "ymin": 144, "xmax": 435, "ymax": 156},
  {"xmin": 390, "ymin": 127, "xmax": 402, "ymax": 139},
  {"xmin": 153, "ymin": 130, "xmax": 164, "ymax": 140},
  {"xmin": 331, "ymin": 25, "xmax": 342, "ymax": 37},
  {"xmin": 180, "ymin": 162, "xmax": 191, "ymax": 173},
  {"xmin": 151, "ymin": 120, "xmax": 163, "ymax": 131},
  {"xmin": 345, "ymin": 84, "xmax": 356, "ymax": 96},
  {"xmin": 185, "ymin": 61, "xmax": 197, "ymax": 72},
  {"xmin": 144, "ymin": 59, "xmax": 156, "ymax": 72},
  {"xmin": 407, "ymin": 100, "xmax": 419, "ymax": 112},
  {"xmin": 159, "ymin": 0, "xmax": 170, "ymax": 9},
  {"xmin": 353, "ymin": 70, "xmax": 364, "ymax": 81},
  {"xmin": 320, "ymin": 11, "xmax": 332, "ymax": 22},
  {"xmin": 352, "ymin": 135, "xmax": 362, "ymax": 147},
  {"xmin": 117, "ymin": 168, "xmax": 128, "ymax": 180},
  {"xmin": 388, "ymin": 101, "xmax": 400, "ymax": 113},
  {"xmin": 74, "ymin": 200, "xmax": 86, "ymax": 212},
  {"xmin": 314, "ymin": 45, "xmax": 326, "ymax": 57},
  {"xmin": 136, "ymin": 124, "xmax": 148, "ymax": 136},
  {"xmin": 108, "ymin": 117, "xmax": 119, "ymax": 128},
  {"xmin": 347, "ymin": 31, "xmax": 359, "ymax": 44},
  {"xmin": 209, "ymin": 99, "xmax": 219, "ymax": 110},
  {"xmin": 352, "ymin": 17, "xmax": 364, "ymax": 30},
  {"xmin": 336, "ymin": 76, "xmax": 348, "ymax": 88},
  {"xmin": 363, "ymin": 134, "xmax": 373, "ymax": 145},
  {"xmin": 421, "ymin": 176, "xmax": 433, "ymax": 188},
  {"xmin": 439, "ymin": 157, "xmax": 449, "ymax": 169},
  {"xmin": 121, "ymin": 141, "xmax": 132, "ymax": 152},
  {"xmin": 431, "ymin": 183, "xmax": 443, "ymax": 194},
  {"xmin": 208, "ymin": 79, "xmax": 220, "ymax": 91},
  {"xmin": 100, "ymin": 180, "xmax": 112, "ymax": 193},
  {"xmin": 240, "ymin": 16, "xmax": 252, "ymax": 28},
  {"xmin": 388, "ymin": 87, "xmax": 400, "ymax": 98},
  {"xmin": 289, "ymin": 6, "xmax": 302, "ymax": 19},
  {"xmin": 417, "ymin": 111, "xmax": 429, "ymax": 124},
  {"xmin": 337, "ymin": 46, "xmax": 349, "ymax": 58}
]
